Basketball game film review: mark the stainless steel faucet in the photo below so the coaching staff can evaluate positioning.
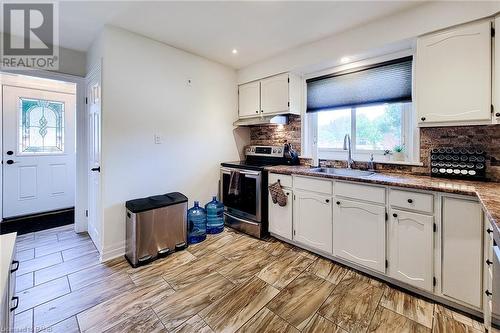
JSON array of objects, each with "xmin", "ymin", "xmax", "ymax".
[{"xmin": 343, "ymin": 134, "xmax": 354, "ymax": 169}]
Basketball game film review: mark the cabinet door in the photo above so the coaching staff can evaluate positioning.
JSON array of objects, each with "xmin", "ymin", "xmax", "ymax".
[
  {"xmin": 333, "ymin": 198, "xmax": 386, "ymax": 273},
  {"xmin": 495, "ymin": 16, "xmax": 500, "ymax": 125},
  {"xmin": 293, "ymin": 190, "xmax": 332, "ymax": 253},
  {"xmin": 238, "ymin": 81, "xmax": 260, "ymax": 118},
  {"xmin": 416, "ymin": 20, "xmax": 491, "ymax": 124},
  {"xmin": 260, "ymin": 74, "xmax": 289, "ymax": 115},
  {"xmin": 388, "ymin": 209, "xmax": 434, "ymax": 291},
  {"xmin": 269, "ymin": 190, "xmax": 293, "ymax": 240},
  {"xmin": 442, "ymin": 197, "xmax": 482, "ymax": 308}
]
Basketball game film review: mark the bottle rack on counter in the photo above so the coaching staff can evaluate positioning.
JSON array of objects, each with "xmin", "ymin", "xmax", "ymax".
[{"xmin": 430, "ymin": 147, "xmax": 487, "ymax": 180}]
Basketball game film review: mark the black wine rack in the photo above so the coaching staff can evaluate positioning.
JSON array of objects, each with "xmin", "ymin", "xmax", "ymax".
[{"xmin": 430, "ymin": 147, "xmax": 486, "ymax": 180}]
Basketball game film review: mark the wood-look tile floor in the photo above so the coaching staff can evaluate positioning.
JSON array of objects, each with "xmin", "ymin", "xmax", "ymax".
[{"xmin": 13, "ymin": 224, "xmax": 487, "ymax": 333}]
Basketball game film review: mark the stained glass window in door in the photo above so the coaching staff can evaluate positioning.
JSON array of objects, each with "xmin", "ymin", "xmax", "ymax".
[{"xmin": 19, "ymin": 98, "xmax": 65, "ymax": 153}]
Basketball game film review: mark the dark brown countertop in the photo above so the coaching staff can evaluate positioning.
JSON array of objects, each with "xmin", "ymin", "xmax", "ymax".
[{"xmin": 266, "ymin": 165, "xmax": 500, "ymax": 244}]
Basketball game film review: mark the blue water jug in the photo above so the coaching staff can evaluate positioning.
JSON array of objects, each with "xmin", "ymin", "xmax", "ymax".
[
  {"xmin": 205, "ymin": 196, "xmax": 224, "ymax": 234},
  {"xmin": 187, "ymin": 201, "xmax": 207, "ymax": 244}
]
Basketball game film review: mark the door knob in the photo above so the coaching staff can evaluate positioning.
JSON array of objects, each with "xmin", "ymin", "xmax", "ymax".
[
  {"xmin": 91, "ymin": 166, "xmax": 101, "ymax": 172},
  {"xmin": 6, "ymin": 150, "xmax": 13, "ymax": 155},
  {"xmin": 407, "ymin": 199, "xmax": 413, "ymax": 203},
  {"xmin": 393, "ymin": 213, "xmax": 398, "ymax": 218},
  {"xmin": 6, "ymin": 160, "xmax": 15, "ymax": 165}
]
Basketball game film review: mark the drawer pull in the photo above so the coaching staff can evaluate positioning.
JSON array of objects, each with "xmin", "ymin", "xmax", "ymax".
[
  {"xmin": 10, "ymin": 260, "xmax": 19, "ymax": 273},
  {"xmin": 10, "ymin": 296, "xmax": 19, "ymax": 312},
  {"xmin": 393, "ymin": 213, "xmax": 398, "ymax": 218},
  {"xmin": 486, "ymin": 290, "xmax": 493, "ymax": 297},
  {"xmin": 286, "ymin": 192, "xmax": 289, "ymax": 196},
  {"xmin": 407, "ymin": 198, "xmax": 413, "ymax": 204},
  {"xmin": 486, "ymin": 259, "xmax": 493, "ymax": 266},
  {"xmin": 487, "ymin": 229, "xmax": 493, "ymax": 234}
]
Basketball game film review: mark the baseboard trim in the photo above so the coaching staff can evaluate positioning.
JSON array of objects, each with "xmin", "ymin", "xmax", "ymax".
[
  {"xmin": 100, "ymin": 240, "xmax": 126, "ymax": 263},
  {"xmin": 0, "ymin": 208, "xmax": 75, "ymax": 235}
]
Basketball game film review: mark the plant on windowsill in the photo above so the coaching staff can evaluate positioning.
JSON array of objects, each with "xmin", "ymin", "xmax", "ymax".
[{"xmin": 392, "ymin": 145, "xmax": 406, "ymax": 162}]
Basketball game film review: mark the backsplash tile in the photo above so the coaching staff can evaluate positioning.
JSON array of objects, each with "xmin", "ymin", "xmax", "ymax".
[
  {"xmin": 249, "ymin": 115, "xmax": 302, "ymax": 154},
  {"xmin": 250, "ymin": 120, "xmax": 500, "ymax": 181}
]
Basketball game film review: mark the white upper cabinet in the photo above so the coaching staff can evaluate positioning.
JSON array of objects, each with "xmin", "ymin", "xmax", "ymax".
[
  {"xmin": 416, "ymin": 20, "xmax": 492, "ymax": 126},
  {"xmin": 293, "ymin": 190, "xmax": 333, "ymax": 253},
  {"xmin": 238, "ymin": 81, "xmax": 260, "ymax": 118},
  {"xmin": 333, "ymin": 198, "xmax": 386, "ymax": 273},
  {"xmin": 388, "ymin": 209, "xmax": 434, "ymax": 292},
  {"xmin": 494, "ymin": 16, "xmax": 500, "ymax": 124},
  {"xmin": 237, "ymin": 73, "xmax": 301, "ymax": 119},
  {"xmin": 260, "ymin": 73, "xmax": 290, "ymax": 115}
]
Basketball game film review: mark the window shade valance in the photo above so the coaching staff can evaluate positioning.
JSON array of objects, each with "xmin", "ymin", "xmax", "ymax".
[{"xmin": 306, "ymin": 56, "xmax": 413, "ymax": 113}]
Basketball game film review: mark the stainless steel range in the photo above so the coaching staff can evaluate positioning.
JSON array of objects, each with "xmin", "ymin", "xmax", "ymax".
[{"xmin": 220, "ymin": 145, "xmax": 299, "ymax": 238}]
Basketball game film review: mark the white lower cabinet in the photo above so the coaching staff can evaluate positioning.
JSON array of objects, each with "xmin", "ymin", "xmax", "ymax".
[
  {"xmin": 268, "ymin": 189, "xmax": 293, "ymax": 240},
  {"xmin": 388, "ymin": 209, "xmax": 434, "ymax": 291},
  {"xmin": 333, "ymin": 198, "xmax": 386, "ymax": 273},
  {"xmin": 441, "ymin": 197, "xmax": 483, "ymax": 308},
  {"xmin": 293, "ymin": 190, "xmax": 333, "ymax": 253}
]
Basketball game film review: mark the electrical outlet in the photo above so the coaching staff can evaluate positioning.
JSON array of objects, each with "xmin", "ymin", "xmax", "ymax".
[{"xmin": 154, "ymin": 134, "xmax": 162, "ymax": 144}]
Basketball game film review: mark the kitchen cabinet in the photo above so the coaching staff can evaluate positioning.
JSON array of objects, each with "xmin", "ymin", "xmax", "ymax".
[
  {"xmin": 416, "ymin": 20, "xmax": 492, "ymax": 126},
  {"xmin": 441, "ymin": 197, "xmax": 483, "ymax": 308},
  {"xmin": 333, "ymin": 198, "xmax": 386, "ymax": 273},
  {"xmin": 494, "ymin": 16, "xmax": 500, "ymax": 125},
  {"xmin": 269, "ymin": 191, "xmax": 293, "ymax": 240},
  {"xmin": 293, "ymin": 190, "xmax": 332, "ymax": 253},
  {"xmin": 388, "ymin": 209, "xmax": 434, "ymax": 291},
  {"xmin": 237, "ymin": 73, "xmax": 301, "ymax": 119},
  {"xmin": 0, "ymin": 233, "xmax": 17, "ymax": 332},
  {"xmin": 260, "ymin": 74, "xmax": 290, "ymax": 115},
  {"xmin": 238, "ymin": 81, "xmax": 260, "ymax": 118}
]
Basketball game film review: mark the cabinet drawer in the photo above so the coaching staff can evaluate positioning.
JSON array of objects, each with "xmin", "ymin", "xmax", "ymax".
[
  {"xmin": 294, "ymin": 176, "xmax": 332, "ymax": 195},
  {"xmin": 335, "ymin": 181, "xmax": 385, "ymax": 204},
  {"xmin": 389, "ymin": 189, "xmax": 434, "ymax": 214},
  {"xmin": 269, "ymin": 173, "xmax": 292, "ymax": 188}
]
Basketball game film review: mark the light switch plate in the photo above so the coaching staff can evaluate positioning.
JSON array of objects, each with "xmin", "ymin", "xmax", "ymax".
[{"xmin": 154, "ymin": 134, "xmax": 162, "ymax": 144}]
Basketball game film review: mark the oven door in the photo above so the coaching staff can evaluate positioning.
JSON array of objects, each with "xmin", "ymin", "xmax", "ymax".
[{"xmin": 220, "ymin": 167, "xmax": 262, "ymax": 222}]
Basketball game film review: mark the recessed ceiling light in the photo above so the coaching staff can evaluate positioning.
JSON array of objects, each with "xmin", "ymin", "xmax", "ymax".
[
  {"xmin": 340, "ymin": 56, "xmax": 350, "ymax": 64},
  {"xmin": 232, "ymin": 49, "xmax": 238, "ymax": 54}
]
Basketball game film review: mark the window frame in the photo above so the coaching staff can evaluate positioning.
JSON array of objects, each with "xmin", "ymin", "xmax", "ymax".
[{"xmin": 304, "ymin": 50, "xmax": 419, "ymax": 165}]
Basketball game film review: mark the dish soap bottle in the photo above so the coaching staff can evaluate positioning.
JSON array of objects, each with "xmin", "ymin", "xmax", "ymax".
[
  {"xmin": 205, "ymin": 196, "xmax": 224, "ymax": 234},
  {"xmin": 187, "ymin": 201, "xmax": 206, "ymax": 244}
]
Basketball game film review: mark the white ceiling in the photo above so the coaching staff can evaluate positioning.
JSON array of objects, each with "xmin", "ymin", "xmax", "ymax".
[{"xmin": 58, "ymin": 1, "xmax": 423, "ymax": 69}]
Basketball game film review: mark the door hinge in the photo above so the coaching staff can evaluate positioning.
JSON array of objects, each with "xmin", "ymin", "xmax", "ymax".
[
  {"xmin": 293, "ymin": 194, "xmax": 296, "ymax": 200},
  {"xmin": 491, "ymin": 104, "xmax": 494, "ymax": 113},
  {"xmin": 385, "ymin": 212, "xmax": 388, "ymax": 221},
  {"xmin": 433, "ymin": 277, "xmax": 437, "ymax": 286},
  {"xmin": 287, "ymin": 77, "xmax": 290, "ymax": 83},
  {"xmin": 385, "ymin": 260, "xmax": 388, "ymax": 268},
  {"xmin": 492, "ymin": 27, "xmax": 495, "ymax": 38},
  {"xmin": 293, "ymin": 230, "xmax": 296, "ymax": 236},
  {"xmin": 433, "ymin": 223, "xmax": 437, "ymax": 232},
  {"xmin": 85, "ymin": 210, "xmax": 88, "ymax": 217},
  {"xmin": 85, "ymin": 97, "xmax": 88, "ymax": 104},
  {"xmin": 287, "ymin": 101, "xmax": 290, "ymax": 107}
]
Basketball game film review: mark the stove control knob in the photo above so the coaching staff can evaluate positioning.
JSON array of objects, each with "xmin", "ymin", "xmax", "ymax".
[
  {"xmin": 272, "ymin": 149, "xmax": 276, "ymax": 153},
  {"xmin": 277, "ymin": 148, "xmax": 282, "ymax": 153}
]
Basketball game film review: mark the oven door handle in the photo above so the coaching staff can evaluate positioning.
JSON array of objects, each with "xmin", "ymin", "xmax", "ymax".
[
  {"xmin": 224, "ymin": 212, "xmax": 260, "ymax": 226},
  {"xmin": 220, "ymin": 167, "xmax": 261, "ymax": 176}
]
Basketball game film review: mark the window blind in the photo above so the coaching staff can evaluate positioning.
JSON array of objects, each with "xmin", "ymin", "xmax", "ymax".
[{"xmin": 306, "ymin": 56, "xmax": 412, "ymax": 113}]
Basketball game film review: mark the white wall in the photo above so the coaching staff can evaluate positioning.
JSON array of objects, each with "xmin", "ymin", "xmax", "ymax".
[
  {"xmin": 238, "ymin": 1, "xmax": 500, "ymax": 83},
  {"xmin": 87, "ymin": 26, "xmax": 248, "ymax": 260}
]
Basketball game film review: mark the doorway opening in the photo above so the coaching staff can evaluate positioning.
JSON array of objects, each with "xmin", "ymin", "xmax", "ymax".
[{"xmin": 0, "ymin": 72, "xmax": 80, "ymax": 235}]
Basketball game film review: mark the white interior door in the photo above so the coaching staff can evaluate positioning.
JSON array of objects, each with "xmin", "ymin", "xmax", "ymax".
[
  {"xmin": 3, "ymin": 86, "xmax": 75, "ymax": 218},
  {"xmin": 86, "ymin": 70, "xmax": 102, "ymax": 250}
]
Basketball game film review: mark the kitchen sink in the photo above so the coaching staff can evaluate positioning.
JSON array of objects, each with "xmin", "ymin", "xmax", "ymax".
[{"xmin": 310, "ymin": 167, "xmax": 375, "ymax": 177}]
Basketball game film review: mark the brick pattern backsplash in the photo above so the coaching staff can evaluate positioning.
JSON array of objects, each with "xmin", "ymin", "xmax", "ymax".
[
  {"xmin": 249, "ymin": 115, "xmax": 302, "ymax": 155},
  {"xmin": 250, "ymin": 120, "xmax": 500, "ymax": 181}
]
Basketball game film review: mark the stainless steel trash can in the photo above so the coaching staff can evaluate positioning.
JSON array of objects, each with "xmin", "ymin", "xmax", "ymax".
[{"xmin": 125, "ymin": 192, "xmax": 188, "ymax": 267}]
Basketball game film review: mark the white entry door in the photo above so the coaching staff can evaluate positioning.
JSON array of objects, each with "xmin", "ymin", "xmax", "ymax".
[
  {"xmin": 86, "ymin": 67, "xmax": 102, "ymax": 250},
  {"xmin": 2, "ymin": 86, "xmax": 76, "ymax": 218}
]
